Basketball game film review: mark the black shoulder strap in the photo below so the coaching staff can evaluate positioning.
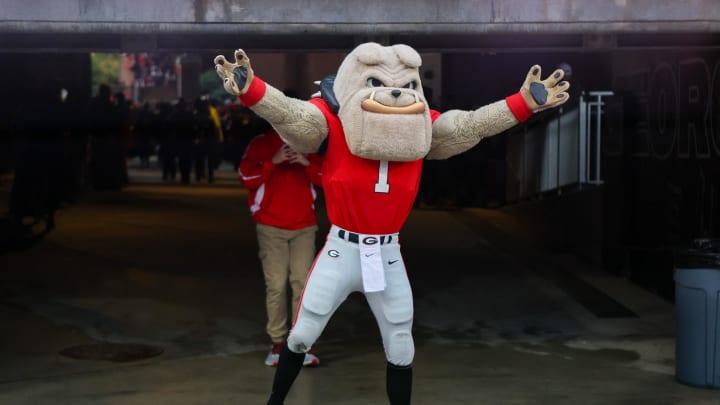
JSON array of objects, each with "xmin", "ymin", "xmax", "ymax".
[
  {"xmin": 320, "ymin": 75, "xmax": 339, "ymax": 114},
  {"xmin": 315, "ymin": 75, "xmax": 337, "ymax": 156}
]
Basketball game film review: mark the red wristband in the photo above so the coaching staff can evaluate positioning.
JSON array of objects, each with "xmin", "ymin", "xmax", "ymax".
[
  {"xmin": 238, "ymin": 76, "xmax": 267, "ymax": 107},
  {"xmin": 505, "ymin": 92, "xmax": 533, "ymax": 123}
]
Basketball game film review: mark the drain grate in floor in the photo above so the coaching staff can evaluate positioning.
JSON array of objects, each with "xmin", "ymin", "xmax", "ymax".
[{"xmin": 59, "ymin": 343, "xmax": 163, "ymax": 362}]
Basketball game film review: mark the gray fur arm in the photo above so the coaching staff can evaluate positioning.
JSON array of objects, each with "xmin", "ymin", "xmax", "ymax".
[
  {"xmin": 426, "ymin": 100, "xmax": 520, "ymax": 160},
  {"xmin": 249, "ymin": 85, "xmax": 328, "ymax": 153}
]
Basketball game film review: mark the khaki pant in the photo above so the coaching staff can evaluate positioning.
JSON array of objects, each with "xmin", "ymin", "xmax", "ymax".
[{"xmin": 256, "ymin": 223, "xmax": 318, "ymax": 343}]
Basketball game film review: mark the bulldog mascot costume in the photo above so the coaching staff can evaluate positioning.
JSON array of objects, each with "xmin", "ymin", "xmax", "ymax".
[{"xmin": 214, "ymin": 43, "xmax": 569, "ymax": 405}]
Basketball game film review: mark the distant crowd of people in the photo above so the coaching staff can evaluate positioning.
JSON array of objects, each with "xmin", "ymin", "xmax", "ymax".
[
  {"xmin": 127, "ymin": 53, "xmax": 179, "ymax": 89},
  {"xmin": 131, "ymin": 92, "xmax": 265, "ymax": 185},
  {"xmin": 0, "ymin": 80, "xmax": 272, "ymax": 247}
]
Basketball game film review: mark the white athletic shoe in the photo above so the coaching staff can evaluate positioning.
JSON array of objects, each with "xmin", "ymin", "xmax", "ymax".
[
  {"xmin": 264, "ymin": 342, "xmax": 320, "ymax": 367},
  {"xmin": 264, "ymin": 342, "xmax": 284, "ymax": 367},
  {"xmin": 303, "ymin": 351, "xmax": 320, "ymax": 367}
]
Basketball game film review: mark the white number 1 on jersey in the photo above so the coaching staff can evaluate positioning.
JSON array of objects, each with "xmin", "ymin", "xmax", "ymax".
[{"xmin": 374, "ymin": 160, "xmax": 390, "ymax": 193}]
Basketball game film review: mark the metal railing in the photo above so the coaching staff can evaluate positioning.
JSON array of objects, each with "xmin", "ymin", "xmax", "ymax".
[
  {"xmin": 505, "ymin": 91, "xmax": 614, "ymax": 202},
  {"xmin": 579, "ymin": 91, "xmax": 614, "ymax": 187}
]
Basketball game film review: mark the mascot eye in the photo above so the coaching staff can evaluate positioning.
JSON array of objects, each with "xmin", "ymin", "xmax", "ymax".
[
  {"xmin": 367, "ymin": 78, "xmax": 385, "ymax": 88},
  {"xmin": 402, "ymin": 81, "xmax": 418, "ymax": 90}
]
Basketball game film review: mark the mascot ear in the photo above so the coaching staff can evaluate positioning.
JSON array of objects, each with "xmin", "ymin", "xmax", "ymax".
[{"xmin": 320, "ymin": 75, "xmax": 340, "ymax": 114}]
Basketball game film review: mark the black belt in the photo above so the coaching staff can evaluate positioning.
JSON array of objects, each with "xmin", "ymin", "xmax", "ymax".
[{"xmin": 337, "ymin": 229, "xmax": 394, "ymax": 245}]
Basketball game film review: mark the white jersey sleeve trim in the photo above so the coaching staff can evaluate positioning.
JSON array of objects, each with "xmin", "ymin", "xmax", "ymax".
[{"xmin": 250, "ymin": 184, "xmax": 266, "ymax": 215}]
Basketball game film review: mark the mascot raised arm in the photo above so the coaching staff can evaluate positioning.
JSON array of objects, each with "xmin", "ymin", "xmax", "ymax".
[{"xmin": 215, "ymin": 43, "xmax": 569, "ymax": 405}]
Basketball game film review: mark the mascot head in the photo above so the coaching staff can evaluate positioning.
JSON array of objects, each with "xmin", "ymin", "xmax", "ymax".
[{"xmin": 333, "ymin": 42, "xmax": 432, "ymax": 162}]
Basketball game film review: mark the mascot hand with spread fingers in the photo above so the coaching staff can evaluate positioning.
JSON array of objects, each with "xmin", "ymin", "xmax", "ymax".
[{"xmin": 215, "ymin": 43, "xmax": 569, "ymax": 405}]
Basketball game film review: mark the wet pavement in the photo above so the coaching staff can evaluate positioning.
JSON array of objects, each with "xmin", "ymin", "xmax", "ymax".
[{"xmin": 1, "ymin": 165, "xmax": 718, "ymax": 404}]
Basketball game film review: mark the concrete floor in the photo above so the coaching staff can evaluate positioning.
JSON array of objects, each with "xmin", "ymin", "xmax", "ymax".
[{"xmin": 1, "ymin": 165, "xmax": 718, "ymax": 404}]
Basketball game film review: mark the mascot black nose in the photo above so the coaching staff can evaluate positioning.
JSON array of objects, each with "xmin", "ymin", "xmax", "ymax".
[{"xmin": 391, "ymin": 89, "xmax": 401, "ymax": 98}]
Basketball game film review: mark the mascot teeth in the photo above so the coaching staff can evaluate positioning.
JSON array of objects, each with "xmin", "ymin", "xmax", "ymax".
[{"xmin": 361, "ymin": 90, "xmax": 425, "ymax": 115}]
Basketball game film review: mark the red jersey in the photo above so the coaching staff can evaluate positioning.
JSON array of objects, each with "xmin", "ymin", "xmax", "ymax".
[
  {"xmin": 309, "ymin": 98, "xmax": 441, "ymax": 234},
  {"xmin": 238, "ymin": 130, "xmax": 323, "ymax": 230}
]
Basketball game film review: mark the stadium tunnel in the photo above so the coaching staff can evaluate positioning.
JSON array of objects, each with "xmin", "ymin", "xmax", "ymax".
[{"xmin": 1, "ymin": 0, "xmax": 720, "ymax": 302}]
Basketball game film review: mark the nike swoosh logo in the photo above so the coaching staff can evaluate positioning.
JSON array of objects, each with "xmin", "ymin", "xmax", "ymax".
[
  {"xmin": 365, "ymin": 253, "xmax": 375, "ymax": 257},
  {"xmin": 388, "ymin": 259, "xmax": 399, "ymax": 265}
]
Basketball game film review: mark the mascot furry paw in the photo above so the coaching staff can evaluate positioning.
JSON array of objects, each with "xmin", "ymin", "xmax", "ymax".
[
  {"xmin": 215, "ymin": 42, "xmax": 569, "ymax": 405},
  {"xmin": 214, "ymin": 49, "xmax": 254, "ymax": 96}
]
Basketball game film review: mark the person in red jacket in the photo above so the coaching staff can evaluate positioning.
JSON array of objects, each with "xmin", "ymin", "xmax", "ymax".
[{"xmin": 238, "ymin": 124, "xmax": 323, "ymax": 367}]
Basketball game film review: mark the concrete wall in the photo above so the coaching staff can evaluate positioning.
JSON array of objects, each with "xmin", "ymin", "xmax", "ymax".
[
  {"xmin": 2, "ymin": 0, "xmax": 718, "ymax": 34},
  {"xmin": 602, "ymin": 48, "xmax": 720, "ymax": 298}
]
